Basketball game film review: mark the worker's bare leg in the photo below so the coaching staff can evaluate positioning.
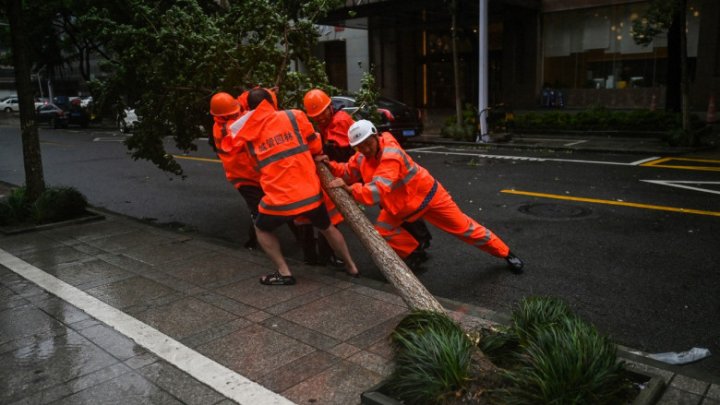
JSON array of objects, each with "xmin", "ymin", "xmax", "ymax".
[
  {"xmin": 318, "ymin": 225, "xmax": 359, "ymax": 275},
  {"xmin": 255, "ymin": 226, "xmax": 292, "ymax": 276}
]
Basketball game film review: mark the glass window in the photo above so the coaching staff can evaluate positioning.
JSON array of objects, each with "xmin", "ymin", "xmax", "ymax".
[{"xmin": 542, "ymin": 1, "xmax": 701, "ymax": 90}]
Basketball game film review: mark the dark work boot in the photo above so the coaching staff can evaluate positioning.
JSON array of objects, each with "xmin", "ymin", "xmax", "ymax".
[
  {"xmin": 505, "ymin": 252, "xmax": 524, "ymax": 274},
  {"xmin": 404, "ymin": 248, "xmax": 429, "ymax": 273}
]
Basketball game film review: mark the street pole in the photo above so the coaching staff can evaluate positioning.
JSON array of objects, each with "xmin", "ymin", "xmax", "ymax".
[{"xmin": 477, "ymin": 0, "xmax": 489, "ymax": 143}]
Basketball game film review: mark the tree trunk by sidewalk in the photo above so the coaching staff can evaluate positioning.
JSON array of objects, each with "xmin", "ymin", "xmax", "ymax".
[
  {"xmin": 6, "ymin": 0, "xmax": 45, "ymax": 201},
  {"xmin": 316, "ymin": 163, "xmax": 445, "ymax": 313}
]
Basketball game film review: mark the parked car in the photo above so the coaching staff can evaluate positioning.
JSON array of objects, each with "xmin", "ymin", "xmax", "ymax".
[
  {"xmin": 65, "ymin": 103, "xmax": 90, "ymax": 128},
  {"xmin": 331, "ymin": 95, "xmax": 423, "ymax": 144},
  {"xmin": 36, "ymin": 103, "xmax": 69, "ymax": 128},
  {"xmin": 35, "ymin": 98, "xmax": 49, "ymax": 108},
  {"xmin": 0, "ymin": 97, "xmax": 20, "ymax": 113}
]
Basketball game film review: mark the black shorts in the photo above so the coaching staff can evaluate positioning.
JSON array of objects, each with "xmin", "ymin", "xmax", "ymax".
[
  {"xmin": 255, "ymin": 204, "xmax": 331, "ymax": 232},
  {"xmin": 237, "ymin": 185, "xmax": 263, "ymax": 217}
]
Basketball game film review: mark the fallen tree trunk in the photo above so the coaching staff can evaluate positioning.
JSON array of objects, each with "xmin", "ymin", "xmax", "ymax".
[{"xmin": 316, "ymin": 162, "xmax": 444, "ymax": 313}]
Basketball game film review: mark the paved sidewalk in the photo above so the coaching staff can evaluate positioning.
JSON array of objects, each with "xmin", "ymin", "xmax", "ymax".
[{"xmin": 0, "ymin": 207, "xmax": 718, "ymax": 404}]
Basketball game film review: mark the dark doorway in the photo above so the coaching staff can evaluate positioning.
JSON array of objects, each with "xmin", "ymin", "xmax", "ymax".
[{"xmin": 324, "ymin": 41, "xmax": 347, "ymax": 90}]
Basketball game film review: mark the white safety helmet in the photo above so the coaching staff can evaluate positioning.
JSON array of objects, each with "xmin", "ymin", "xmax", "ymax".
[{"xmin": 348, "ymin": 119, "xmax": 378, "ymax": 147}]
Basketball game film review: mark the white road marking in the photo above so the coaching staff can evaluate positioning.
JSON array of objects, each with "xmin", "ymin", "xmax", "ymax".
[
  {"xmin": 629, "ymin": 156, "xmax": 662, "ymax": 166},
  {"xmin": 0, "ymin": 248, "xmax": 294, "ymax": 405},
  {"xmin": 641, "ymin": 180, "xmax": 720, "ymax": 195},
  {"xmin": 406, "ymin": 145, "xmax": 444, "ymax": 152},
  {"xmin": 410, "ymin": 148, "xmax": 639, "ymax": 166},
  {"xmin": 92, "ymin": 137, "xmax": 125, "ymax": 142},
  {"xmin": 564, "ymin": 140, "xmax": 588, "ymax": 147}
]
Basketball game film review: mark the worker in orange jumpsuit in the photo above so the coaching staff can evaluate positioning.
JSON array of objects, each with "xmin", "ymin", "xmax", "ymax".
[
  {"xmin": 296, "ymin": 88, "xmax": 354, "ymax": 266},
  {"xmin": 305, "ymin": 89, "xmax": 434, "ymax": 270},
  {"xmin": 323, "ymin": 119, "xmax": 524, "ymax": 274},
  {"xmin": 221, "ymin": 88, "xmax": 360, "ymax": 285},
  {"xmin": 210, "ymin": 92, "xmax": 262, "ymax": 249}
]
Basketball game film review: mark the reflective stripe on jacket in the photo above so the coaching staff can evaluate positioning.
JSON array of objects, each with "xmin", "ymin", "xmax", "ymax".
[
  {"xmin": 329, "ymin": 132, "xmax": 436, "ymax": 220},
  {"xmin": 212, "ymin": 118, "xmax": 260, "ymax": 188},
  {"xmin": 223, "ymin": 100, "xmax": 323, "ymax": 216}
]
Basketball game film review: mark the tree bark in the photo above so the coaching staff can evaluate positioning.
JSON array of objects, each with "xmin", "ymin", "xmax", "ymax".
[
  {"xmin": 7, "ymin": 0, "xmax": 45, "ymax": 201},
  {"xmin": 316, "ymin": 163, "xmax": 445, "ymax": 313}
]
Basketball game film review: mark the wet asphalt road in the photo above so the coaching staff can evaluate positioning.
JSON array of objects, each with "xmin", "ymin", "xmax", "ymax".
[{"xmin": 1, "ymin": 123, "xmax": 719, "ymax": 382}]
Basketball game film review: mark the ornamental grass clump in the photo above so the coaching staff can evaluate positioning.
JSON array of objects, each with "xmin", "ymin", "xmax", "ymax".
[
  {"xmin": 386, "ymin": 310, "xmax": 474, "ymax": 404},
  {"xmin": 481, "ymin": 297, "xmax": 631, "ymax": 405},
  {"xmin": 0, "ymin": 187, "xmax": 31, "ymax": 225}
]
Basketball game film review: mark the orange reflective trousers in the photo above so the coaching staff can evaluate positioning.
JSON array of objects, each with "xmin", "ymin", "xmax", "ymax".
[{"xmin": 375, "ymin": 181, "xmax": 510, "ymax": 259}]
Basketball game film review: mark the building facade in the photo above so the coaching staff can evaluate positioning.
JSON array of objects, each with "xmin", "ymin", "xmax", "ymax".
[{"xmin": 319, "ymin": 0, "xmax": 720, "ymax": 114}]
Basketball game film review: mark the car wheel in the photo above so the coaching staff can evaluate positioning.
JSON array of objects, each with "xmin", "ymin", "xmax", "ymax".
[
  {"xmin": 4, "ymin": 107, "xmax": 11, "ymax": 113},
  {"xmin": 51, "ymin": 118, "xmax": 58, "ymax": 129}
]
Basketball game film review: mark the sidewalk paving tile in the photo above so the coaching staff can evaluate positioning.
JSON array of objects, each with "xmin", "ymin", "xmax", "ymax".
[
  {"xmin": 708, "ymin": 384, "xmax": 720, "ymax": 399},
  {"xmin": 282, "ymin": 289, "xmax": 406, "ymax": 341},
  {"xmin": 133, "ymin": 296, "xmax": 238, "ymax": 340},
  {"xmin": 137, "ymin": 361, "xmax": 226, "ymax": 405},
  {"xmin": 0, "ymin": 330, "xmax": 118, "ymax": 404},
  {"xmin": 196, "ymin": 323, "xmax": 316, "ymax": 379},
  {"xmin": 671, "ymin": 374, "xmax": 712, "ymax": 395},
  {"xmin": 281, "ymin": 360, "xmax": 383, "ymax": 405},
  {"xmin": 49, "ymin": 371, "xmax": 185, "ymax": 405},
  {"xmin": 656, "ymin": 386, "xmax": 703, "ymax": 405}
]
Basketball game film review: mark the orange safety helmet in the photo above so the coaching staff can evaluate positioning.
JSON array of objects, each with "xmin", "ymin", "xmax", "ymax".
[
  {"xmin": 303, "ymin": 89, "xmax": 331, "ymax": 117},
  {"xmin": 210, "ymin": 92, "xmax": 240, "ymax": 116}
]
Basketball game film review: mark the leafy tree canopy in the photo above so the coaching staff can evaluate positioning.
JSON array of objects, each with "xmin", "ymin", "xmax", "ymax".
[
  {"xmin": 78, "ymin": 0, "xmax": 339, "ymax": 175},
  {"xmin": 1, "ymin": 0, "xmax": 338, "ymax": 175}
]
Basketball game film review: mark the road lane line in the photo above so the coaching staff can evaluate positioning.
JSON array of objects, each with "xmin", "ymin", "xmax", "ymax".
[
  {"xmin": 640, "ymin": 157, "xmax": 720, "ymax": 172},
  {"xmin": 641, "ymin": 180, "xmax": 720, "ymax": 196},
  {"xmin": 564, "ymin": 140, "xmax": 588, "ymax": 147},
  {"xmin": 411, "ymin": 149, "xmax": 635, "ymax": 165},
  {"xmin": 406, "ymin": 145, "xmax": 444, "ymax": 151},
  {"xmin": 0, "ymin": 249, "xmax": 294, "ymax": 405},
  {"xmin": 501, "ymin": 189, "xmax": 720, "ymax": 217},
  {"xmin": 628, "ymin": 156, "xmax": 662, "ymax": 165},
  {"xmin": 173, "ymin": 155, "xmax": 221, "ymax": 163}
]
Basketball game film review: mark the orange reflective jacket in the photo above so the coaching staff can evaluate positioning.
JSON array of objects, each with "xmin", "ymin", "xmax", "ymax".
[
  {"xmin": 212, "ymin": 117, "xmax": 260, "ymax": 188},
  {"xmin": 323, "ymin": 110, "xmax": 353, "ymax": 147},
  {"xmin": 329, "ymin": 132, "xmax": 436, "ymax": 221},
  {"xmin": 222, "ymin": 100, "xmax": 323, "ymax": 216}
]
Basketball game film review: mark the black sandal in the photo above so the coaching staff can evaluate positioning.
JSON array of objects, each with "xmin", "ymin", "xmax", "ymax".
[{"xmin": 259, "ymin": 272, "xmax": 296, "ymax": 286}]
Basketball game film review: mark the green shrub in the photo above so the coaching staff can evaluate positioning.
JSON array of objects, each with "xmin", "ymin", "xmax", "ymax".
[
  {"xmin": 32, "ymin": 187, "xmax": 88, "ymax": 224},
  {"xmin": 0, "ymin": 186, "xmax": 88, "ymax": 226},
  {"xmin": 386, "ymin": 310, "xmax": 474, "ymax": 404},
  {"xmin": 441, "ymin": 122, "xmax": 475, "ymax": 141},
  {"xmin": 511, "ymin": 107, "xmax": 691, "ymax": 133}
]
